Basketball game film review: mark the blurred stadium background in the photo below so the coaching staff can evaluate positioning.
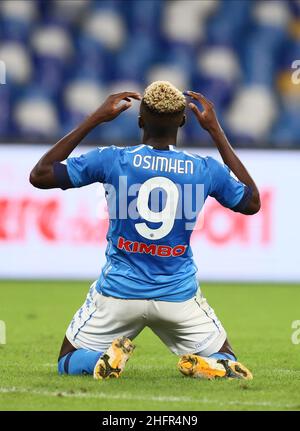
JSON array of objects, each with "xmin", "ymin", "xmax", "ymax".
[
  {"xmin": 0, "ymin": 0, "xmax": 299, "ymax": 281},
  {"xmin": 0, "ymin": 0, "xmax": 300, "ymax": 146}
]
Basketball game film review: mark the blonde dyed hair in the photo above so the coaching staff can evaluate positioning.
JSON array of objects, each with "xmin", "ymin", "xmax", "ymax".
[{"xmin": 142, "ymin": 81, "xmax": 186, "ymax": 114}]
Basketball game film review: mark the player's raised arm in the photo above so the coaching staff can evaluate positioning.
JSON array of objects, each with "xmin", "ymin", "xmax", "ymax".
[
  {"xmin": 187, "ymin": 91, "xmax": 260, "ymax": 215},
  {"xmin": 29, "ymin": 92, "xmax": 141, "ymax": 189}
]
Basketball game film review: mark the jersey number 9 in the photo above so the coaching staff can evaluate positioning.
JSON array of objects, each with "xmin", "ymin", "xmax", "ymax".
[{"xmin": 135, "ymin": 177, "xmax": 179, "ymax": 240}]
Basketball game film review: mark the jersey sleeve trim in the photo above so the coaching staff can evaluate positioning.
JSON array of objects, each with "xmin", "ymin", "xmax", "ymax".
[
  {"xmin": 53, "ymin": 161, "xmax": 75, "ymax": 190},
  {"xmin": 231, "ymin": 185, "xmax": 253, "ymax": 212}
]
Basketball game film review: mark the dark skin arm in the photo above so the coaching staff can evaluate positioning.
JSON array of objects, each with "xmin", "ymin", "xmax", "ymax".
[
  {"xmin": 187, "ymin": 91, "xmax": 261, "ymax": 215},
  {"xmin": 29, "ymin": 91, "xmax": 141, "ymax": 189}
]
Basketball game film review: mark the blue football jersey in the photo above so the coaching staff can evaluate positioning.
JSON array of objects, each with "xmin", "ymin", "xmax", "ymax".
[{"xmin": 66, "ymin": 144, "xmax": 248, "ymax": 302}]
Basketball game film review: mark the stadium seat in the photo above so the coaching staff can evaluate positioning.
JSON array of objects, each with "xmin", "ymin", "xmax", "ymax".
[
  {"xmin": 226, "ymin": 85, "xmax": 278, "ymax": 143},
  {"xmin": 14, "ymin": 96, "xmax": 59, "ymax": 137},
  {"xmin": 0, "ymin": 0, "xmax": 37, "ymax": 41},
  {"xmin": 0, "ymin": 41, "xmax": 32, "ymax": 85}
]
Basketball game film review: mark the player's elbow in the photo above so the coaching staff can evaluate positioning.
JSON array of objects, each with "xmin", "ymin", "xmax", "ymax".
[
  {"xmin": 246, "ymin": 202, "xmax": 260, "ymax": 215},
  {"xmin": 29, "ymin": 165, "xmax": 47, "ymax": 189},
  {"xmin": 29, "ymin": 169, "xmax": 41, "ymax": 188},
  {"xmin": 251, "ymin": 190, "xmax": 261, "ymax": 214},
  {"xmin": 253, "ymin": 202, "xmax": 261, "ymax": 215},
  {"xmin": 244, "ymin": 192, "xmax": 261, "ymax": 215}
]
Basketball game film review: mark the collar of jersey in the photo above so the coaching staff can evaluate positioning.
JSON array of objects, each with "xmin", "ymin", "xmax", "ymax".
[{"xmin": 146, "ymin": 145, "xmax": 175, "ymax": 152}]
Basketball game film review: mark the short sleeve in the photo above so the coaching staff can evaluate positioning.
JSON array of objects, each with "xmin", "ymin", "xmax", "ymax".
[
  {"xmin": 66, "ymin": 146, "xmax": 116, "ymax": 187},
  {"xmin": 206, "ymin": 156, "xmax": 248, "ymax": 209}
]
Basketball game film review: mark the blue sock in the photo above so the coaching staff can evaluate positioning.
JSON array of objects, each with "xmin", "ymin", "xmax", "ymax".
[
  {"xmin": 58, "ymin": 349, "xmax": 103, "ymax": 375},
  {"xmin": 209, "ymin": 352, "xmax": 237, "ymax": 362}
]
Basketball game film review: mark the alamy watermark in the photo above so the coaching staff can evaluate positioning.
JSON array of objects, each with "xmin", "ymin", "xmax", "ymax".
[
  {"xmin": 0, "ymin": 320, "xmax": 6, "ymax": 345},
  {"xmin": 291, "ymin": 60, "xmax": 300, "ymax": 85},
  {"xmin": 291, "ymin": 320, "xmax": 300, "ymax": 345},
  {"xmin": 0, "ymin": 61, "xmax": 6, "ymax": 84},
  {"xmin": 97, "ymin": 175, "xmax": 206, "ymax": 234}
]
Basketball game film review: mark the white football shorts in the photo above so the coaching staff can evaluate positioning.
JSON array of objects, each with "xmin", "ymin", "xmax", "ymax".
[{"xmin": 66, "ymin": 281, "xmax": 227, "ymax": 356}]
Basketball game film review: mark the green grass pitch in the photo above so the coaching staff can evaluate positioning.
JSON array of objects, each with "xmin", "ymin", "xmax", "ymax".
[{"xmin": 0, "ymin": 281, "xmax": 300, "ymax": 411}]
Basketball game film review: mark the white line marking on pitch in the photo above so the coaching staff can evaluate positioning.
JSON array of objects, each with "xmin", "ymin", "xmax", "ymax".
[
  {"xmin": 274, "ymin": 369, "xmax": 300, "ymax": 373},
  {"xmin": 10, "ymin": 364, "xmax": 300, "ymax": 375},
  {"xmin": 0, "ymin": 387, "xmax": 299, "ymax": 409}
]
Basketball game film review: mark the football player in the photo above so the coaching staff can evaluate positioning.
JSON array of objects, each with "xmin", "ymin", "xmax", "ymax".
[{"xmin": 30, "ymin": 82, "xmax": 260, "ymax": 380}]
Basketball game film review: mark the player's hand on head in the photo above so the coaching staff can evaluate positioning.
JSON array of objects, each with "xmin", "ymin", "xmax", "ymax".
[
  {"xmin": 186, "ymin": 91, "xmax": 220, "ymax": 133},
  {"xmin": 90, "ymin": 92, "xmax": 142, "ymax": 124}
]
